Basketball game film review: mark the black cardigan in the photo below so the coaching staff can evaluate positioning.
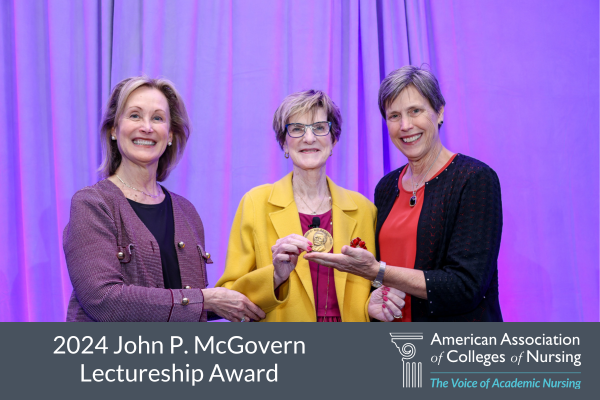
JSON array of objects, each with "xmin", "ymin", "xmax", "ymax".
[{"xmin": 374, "ymin": 154, "xmax": 503, "ymax": 322}]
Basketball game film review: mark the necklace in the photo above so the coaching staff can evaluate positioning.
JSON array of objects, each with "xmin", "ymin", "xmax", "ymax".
[
  {"xmin": 408, "ymin": 147, "xmax": 443, "ymax": 207},
  {"xmin": 116, "ymin": 174, "xmax": 162, "ymax": 199},
  {"xmin": 296, "ymin": 187, "xmax": 331, "ymax": 215}
]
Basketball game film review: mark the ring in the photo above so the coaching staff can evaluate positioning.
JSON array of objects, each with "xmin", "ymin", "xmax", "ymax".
[
  {"xmin": 393, "ymin": 314, "xmax": 402, "ymax": 319},
  {"xmin": 240, "ymin": 317, "xmax": 246, "ymax": 322}
]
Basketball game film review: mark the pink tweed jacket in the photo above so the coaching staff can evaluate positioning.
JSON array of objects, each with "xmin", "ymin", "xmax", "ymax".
[{"xmin": 63, "ymin": 179, "xmax": 212, "ymax": 322}]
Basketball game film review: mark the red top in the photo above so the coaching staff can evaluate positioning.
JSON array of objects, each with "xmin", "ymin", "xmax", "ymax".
[
  {"xmin": 379, "ymin": 154, "xmax": 457, "ymax": 322},
  {"xmin": 299, "ymin": 210, "xmax": 341, "ymax": 321}
]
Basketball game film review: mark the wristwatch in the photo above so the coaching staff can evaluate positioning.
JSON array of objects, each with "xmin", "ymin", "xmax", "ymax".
[{"xmin": 371, "ymin": 261, "xmax": 386, "ymax": 288}]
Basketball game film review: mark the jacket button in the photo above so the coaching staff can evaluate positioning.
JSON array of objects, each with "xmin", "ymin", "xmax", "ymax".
[
  {"xmin": 205, "ymin": 252, "xmax": 210, "ymax": 259},
  {"xmin": 178, "ymin": 241, "xmax": 185, "ymax": 249},
  {"xmin": 181, "ymin": 298, "xmax": 189, "ymax": 306},
  {"xmin": 117, "ymin": 252, "xmax": 124, "ymax": 260},
  {"xmin": 184, "ymin": 286, "xmax": 192, "ymax": 289}
]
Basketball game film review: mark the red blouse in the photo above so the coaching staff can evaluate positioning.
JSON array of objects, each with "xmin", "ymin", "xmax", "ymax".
[
  {"xmin": 299, "ymin": 210, "xmax": 341, "ymax": 322},
  {"xmin": 379, "ymin": 154, "xmax": 457, "ymax": 322}
]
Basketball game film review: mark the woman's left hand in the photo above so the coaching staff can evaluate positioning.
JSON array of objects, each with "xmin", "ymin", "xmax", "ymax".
[
  {"xmin": 368, "ymin": 286, "xmax": 406, "ymax": 322},
  {"xmin": 303, "ymin": 245, "xmax": 379, "ymax": 280}
]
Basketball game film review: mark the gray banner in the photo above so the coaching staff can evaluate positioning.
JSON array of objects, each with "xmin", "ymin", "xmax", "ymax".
[{"xmin": 0, "ymin": 323, "xmax": 597, "ymax": 400}]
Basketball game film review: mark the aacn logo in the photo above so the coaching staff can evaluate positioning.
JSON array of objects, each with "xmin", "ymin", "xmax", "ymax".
[{"xmin": 390, "ymin": 333, "xmax": 423, "ymax": 388}]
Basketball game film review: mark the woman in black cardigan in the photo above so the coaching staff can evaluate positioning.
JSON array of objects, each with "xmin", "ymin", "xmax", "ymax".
[{"xmin": 305, "ymin": 66, "xmax": 503, "ymax": 322}]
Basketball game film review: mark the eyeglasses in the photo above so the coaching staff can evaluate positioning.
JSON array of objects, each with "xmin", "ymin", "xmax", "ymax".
[{"xmin": 285, "ymin": 121, "xmax": 332, "ymax": 138}]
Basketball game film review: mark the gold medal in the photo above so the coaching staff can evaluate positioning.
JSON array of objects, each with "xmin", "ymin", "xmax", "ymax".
[{"xmin": 304, "ymin": 228, "xmax": 334, "ymax": 253}]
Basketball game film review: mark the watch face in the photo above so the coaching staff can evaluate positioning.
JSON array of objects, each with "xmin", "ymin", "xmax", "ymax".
[{"xmin": 371, "ymin": 280, "xmax": 382, "ymax": 288}]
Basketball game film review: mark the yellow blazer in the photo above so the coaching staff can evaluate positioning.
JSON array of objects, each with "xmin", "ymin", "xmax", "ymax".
[{"xmin": 216, "ymin": 172, "xmax": 377, "ymax": 322}]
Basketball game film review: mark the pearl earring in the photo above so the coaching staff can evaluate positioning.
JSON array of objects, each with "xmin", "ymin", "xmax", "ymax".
[
  {"xmin": 111, "ymin": 136, "xmax": 116, "ymax": 141},
  {"xmin": 168, "ymin": 141, "xmax": 172, "ymax": 146}
]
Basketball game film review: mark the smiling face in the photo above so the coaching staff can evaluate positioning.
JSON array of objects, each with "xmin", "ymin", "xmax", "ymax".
[
  {"xmin": 113, "ymin": 86, "xmax": 172, "ymax": 169},
  {"xmin": 385, "ymin": 85, "xmax": 444, "ymax": 162},
  {"xmin": 283, "ymin": 108, "xmax": 334, "ymax": 172}
]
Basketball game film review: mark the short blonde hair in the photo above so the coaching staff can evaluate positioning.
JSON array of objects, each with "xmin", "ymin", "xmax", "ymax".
[
  {"xmin": 99, "ymin": 76, "xmax": 191, "ymax": 181},
  {"xmin": 272, "ymin": 90, "xmax": 342, "ymax": 149}
]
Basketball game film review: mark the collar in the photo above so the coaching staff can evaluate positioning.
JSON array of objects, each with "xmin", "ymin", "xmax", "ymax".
[{"xmin": 267, "ymin": 171, "xmax": 358, "ymax": 211}]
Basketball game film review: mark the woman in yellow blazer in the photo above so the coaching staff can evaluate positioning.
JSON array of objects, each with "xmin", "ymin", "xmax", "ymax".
[{"xmin": 216, "ymin": 90, "xmax": 405, "ymax": 322}]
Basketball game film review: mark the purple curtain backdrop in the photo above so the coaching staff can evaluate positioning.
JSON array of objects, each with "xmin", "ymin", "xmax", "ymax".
[{"xmin": 0, "ymin": 0, "xmax": 597, "ymax": 322}]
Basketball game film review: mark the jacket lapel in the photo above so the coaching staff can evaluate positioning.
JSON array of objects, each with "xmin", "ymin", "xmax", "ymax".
[
  {"xmin": 268, "ymin": 173, "xmax": 315, "ymax": 308},
  {"xmin": 101, "ymin": 179, "xmax": 163, "ymax": 286}
]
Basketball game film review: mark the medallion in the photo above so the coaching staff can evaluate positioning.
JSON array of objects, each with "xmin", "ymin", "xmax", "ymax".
[
  {"xmin": 304, "ymin": 228, "xmax": 334, "ymax": 253},
  {"xmin": 409, "ymin": 195, "xmax": 417, "ymax": 207}
]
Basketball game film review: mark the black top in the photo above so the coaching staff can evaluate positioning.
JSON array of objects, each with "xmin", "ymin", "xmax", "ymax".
[
  {"xmin": 375, "ymin": 154, "xmax": 503, "ymax": 322},
  {"xmin": 128, "ymin": 190, "xmax": 182, "ymax": 290}
]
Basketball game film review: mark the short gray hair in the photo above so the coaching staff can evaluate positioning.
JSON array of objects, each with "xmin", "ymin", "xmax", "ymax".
[
  {"xmin": 378, "ymin": 66, "xmax": 446, "ymax": 118},
  {"xmin": 99, "ymin": 76, "xmax": 191, "ymax": 181},
  {"xmin": 272, "ymin": 90, "xmax": 342, "ymax": 149}
]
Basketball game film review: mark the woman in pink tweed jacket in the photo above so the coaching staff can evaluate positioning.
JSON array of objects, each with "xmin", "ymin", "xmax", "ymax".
[{"xmin": 63, "ymin": 76, "xmax": 265, "ymax": 322}]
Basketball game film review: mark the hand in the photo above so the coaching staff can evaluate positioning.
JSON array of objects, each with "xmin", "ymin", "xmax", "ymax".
[
  {"xmin": 201, "ymin": 288, "xmax": 266, "ymax": 322},
  {"xmin": 272, "ymin": 234, "xmax": 312, "ymax": 288},
  {"xmin": 303, "ymin": 245, "xmax": 379, "ymax": 280},
  {"xmin": 368, "ymin": 286, "xmax": 406, "ymax": 322}
]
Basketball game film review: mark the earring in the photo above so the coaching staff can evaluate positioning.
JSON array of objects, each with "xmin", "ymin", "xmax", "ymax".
[
  {"xmin": 284, "ymin": 152, "xmax": 289, "ymax": 159},
  {"xmin": 330, "ymin": 150, "xmax": 332, "ymax": 157},
  {"xmin": 111, "ymin": 136, "xmax": 116, "ymax": 141},
  {"xmin": 168, "ymin": 141, "xmax": 172, "ymax": 146},
  {"xmin": 439, "ymin": 121, "xmax": 444, "ymax": 125}
]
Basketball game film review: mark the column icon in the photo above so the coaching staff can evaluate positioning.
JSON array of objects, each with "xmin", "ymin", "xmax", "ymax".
[{"xmin": 390, "ymin": 332, "xmax": 423, "ymax": 388}]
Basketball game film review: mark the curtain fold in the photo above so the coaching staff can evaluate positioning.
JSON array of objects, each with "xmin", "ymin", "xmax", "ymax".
[{"xmin": 0, "ymin": 0, "xmax": 597, "ymax": 321}]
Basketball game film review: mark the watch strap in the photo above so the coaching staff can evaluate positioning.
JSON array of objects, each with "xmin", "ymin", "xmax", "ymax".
[{"xmin": 371, "ymin": 261, "xmax": 386, "ymax": 287}]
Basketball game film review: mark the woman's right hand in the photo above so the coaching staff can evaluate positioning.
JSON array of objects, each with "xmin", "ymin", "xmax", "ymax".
[
  {"xmin": 272, "ymin": 234, "xmax": 312, "ymax": 288},
  {"xmin": 201, "ymin": 288, "xmax": 266, "ymax": 322},
  {"xmin": 368, "ymin": 286, "xmax": 406, "ymax": 322}
]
